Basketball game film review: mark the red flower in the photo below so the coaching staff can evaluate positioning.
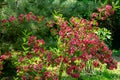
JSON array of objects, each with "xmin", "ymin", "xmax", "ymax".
[
  {"xmin": 63, "ymin": 57, "xmax": 69, "ymax": 63},
  {"xmin": 18, "ymin": 56, "xmax": 24, "ymax": 62},
  {"xmin": 23, "ymin": 66, "xmax": 29, "ymax": 72},
  {"xmin": 105, "ymin": 5, "xmax": 112, "ymax": 11},
  {"xmin": 93, "ymin": 60, "xmax": 99, "ymax": 67},
  {"xmin": 0, "ymin": 52, "xmax": 11, "ymax": 60},
  {"xmin": 31, "ymin": 15, "xmax": 36, "ymax": 20},
  {"xmin": 71, "ymin": 73, "xmax": 80, "ymax": 78},
  {"xmin": 98, "ymin": 8, "xmax": 102, "ymax": 12},
  {"xmin": 33, "ymin": 64, "xmax": 38, "ymax": 71},
  {"xmin": 25, "ymin": 13, "xmax": 31, "ymax": 22},
  {"xmin": 9, "ymin": 16, "xmax": 16, "ymax": 22},
  {"xmin": 47, "ymin": 53, "xmax": 52, "ymax": 61},
  {"xmin": 1, "ymin": 19, "xmax": 8, "ymax": 23},
  {"xmin": 44, "ymin": 71, "xmax": 52, "ymax": 79},
  {"xmin": 22, "ymin": 74, "xmax": 27, "ymax": 80},
  {"xmin": 28, "ymin": 36, "xmax": 36, "ymax": 46},
  {"xmin": 105, "ymin": 11, "xmax": 110, "ymax": 17},
  {"xmin": 55, "ymin": 56, "xmax": 63, "ymax": 65},
  {"xmin": 18, "ymin": 14, "xmax": 25, "ymax": 22},
  {"xmin": 80, "ymin": 62, "xmax": 85, "ymax": 69},
  {"xmin": 71, "ymin": 57, "xmax": 77, "ymax": 62},
  {"xmin": 36, "ymin": 39, "xmax": 45, "ymax": 46},
  {"xmin": 91, "ymin": 13, "xmax": 98, "ymax": 18}
]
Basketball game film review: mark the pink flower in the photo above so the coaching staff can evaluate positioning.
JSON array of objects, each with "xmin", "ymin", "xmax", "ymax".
[
  {"xmin": 22, "ymin": 74, "xmax": 27, "ymax": 80},
  {"xmin": 91, "ymin": 13, "xmax": 98, "ymax": 18},
  {"xmin": 33, "ymin": 64, "xmax": 38, "ymax": 71},
  {"xmin": 80, "ymin": 62, "xmax": 85, "ymax": 69},
  {"xmin": 93, "ymin": 60, "xmax": 99, "ymax": 67},
  {"xmin": 71, "ymin": 57, "xmax": 77, "ymax": 62},
  {"xmin": 47, "ymin": 53, "xmax": 52, "ymax": 61},
  {"xmin": 44, "ymin": 71, "xmax": 52, "ymax": 79},
  {"xmin": 55, "ymin": 56, "xmax": 63, "ymax": 65},
  {"xmin": 18, "ymin": 14, "xmax": 25, "ymax": 22},
  {"xmin": 67, "ymin": 65, "xmax": 80, "ymax": 78},
  {"xmin": 25, "ymin": 14, "xmax": 31, "ymax": 22},
  {"xmin": 105, "ymin": 11, "xmax": 110, "ymax": 17},
  {"xmin": 106, "ymin": 5, "xmax": 112, "ymax": 11},
  {"xmin": 63, "ymin": 57, "xmax": 69, "ymax": 63},
  {"xmin": 68, "ymin": 47, "xmax": 76, "ymax": 55},
  {"xmin": 0, "ymin": 52, "xmax": 11, "ymax": 60},
  {"xmin": 26, "ymin": 53, "xmax": 33, "ymax": 59},
  {"xmin": 1, "ymin": 19, "xmax": 8, "ymax": 26},
  {"xmin": 33, "ymin": 47, "xmax": 39, "ymax": 53},
  {"xmin": 59, "ymin": 31, "xmax": 65, "ymax": 38},
  {"xmin": 28, "ymin": 36, "xmax": 36, "ymax": 46},
  {"xmin": 1, "ymin": 19, "xmax": 8, "ymax": 23},
  {"xmin": 9, "ymin": 16, "xmax": 16, "ymax": 22},
  {"xmin": 36, "ymin": 39, "xmax": 45, "ymax": 46},
  {"xmin": 23, "ymin": 66, "xmax": 29, "ymax": 71},
  {"xmin": 71, "ymin": 73, "xmax": 79, "ymax": 78},
  {"xmin": 80, "ymin": 19, "xmax": 87, "ymax": 23},
  {"xmin": 31, "ymin": 15, "xmax": 36, "ymax": 20},
  {"xmin": 70, "ymin": 17, "xmax": 75, "ymax": 24},
  {"xmin": 53, "ymin": 77, "xmax": 59, "ymax": 80},
  {"xmin": 18, "ymin": 56, "xmax": 24, "ymax": 62},
  {"xmin": 38, "ymin": 63, "xmax": 42, "ymax": 70},
  {"xmin": 66, "ymin": 66, "xmax": 73, "ymax": 75},
  {"xmin": 101, "ymin": 17, "xmax": 106, "ymax": 20},
  {"xmin": 98, "ymin": 8, "xmax": 102, "ymax": 12}
]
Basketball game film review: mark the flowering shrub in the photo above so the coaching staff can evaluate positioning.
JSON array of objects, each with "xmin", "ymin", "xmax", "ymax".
[
  {"xmin": 56, "ymin": 17, "xmax": 117, "ymax": 77},
  {"xmin": 0, "ymin": 12, "xmax": 45, "ymax": 51},
  {"xmin": 91, "ymin": 5, "xmax": 114, "ymax": 20},
  {"xmin": 0, "ymin": 4, "xmax": 118, "ymax": 80},
  {"xmin": 0, "ymin": 12, "xmax": 43, "ymax": 42},
  {"xmin": 90, "ymin": 4, "xmax": 114, "ymax": 47},
  {"xmin": 14, "ymin": 36, "xmax": 59, "ymax": 80},
  {"xmin": 1, "ymin": 12, "xmax": 41, "ymax": 26},
  {"xmin": 15, "ymin": 16, "xmax": 117, "ymax": 80},
  {"xmin": 0, "ymin": 12, "xmax": 44, "ymax": 35}
]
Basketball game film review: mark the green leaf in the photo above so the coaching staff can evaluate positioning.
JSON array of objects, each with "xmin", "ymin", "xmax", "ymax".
[
  {"xmin": 22, "ymin": 45, "xmax": 29, "ymax": 51},
  {"xmin": 23, "ymin": 38, "xmax": 26, "ymax": 42},
  {"xmin": 107, "ymin": 35, "xmax": 111, "ymax": 39}
]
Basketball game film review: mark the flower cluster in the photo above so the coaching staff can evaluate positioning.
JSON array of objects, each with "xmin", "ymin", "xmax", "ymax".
[
  {"xmin": 0, "ymin": 52, "xmax": 11, "ymax": 75},
  {"xmin": 1, "ymin": 12, "xmax": 44, "ymax": 27},
  {"xmin": 92, "ymin": 5, "xmax": 114, "ymax": 20}
]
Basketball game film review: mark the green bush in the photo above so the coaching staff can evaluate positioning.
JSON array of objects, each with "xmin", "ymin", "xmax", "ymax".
[{"xmin": 94, "ymin": 28, "xmax": 112, "ymax": 48}]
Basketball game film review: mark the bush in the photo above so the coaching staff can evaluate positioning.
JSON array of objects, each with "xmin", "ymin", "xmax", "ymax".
[
  {"xmin": 0, "ymin": 15, "xmax": 117, "ymax": 80},
  {"xmin": 0, "ymin": 3, "xmax": 118, "ymax": 80}
]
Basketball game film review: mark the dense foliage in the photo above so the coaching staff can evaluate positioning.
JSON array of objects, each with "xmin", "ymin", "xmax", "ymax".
[{"xmin": 0, "ymin": 0, "xmax": 120, "ymax": 80}]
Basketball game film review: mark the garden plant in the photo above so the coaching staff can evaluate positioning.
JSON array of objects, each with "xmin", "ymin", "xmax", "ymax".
[{"xmin": 0, "ymin": 0, "xmax": 120, "ymax": 80}]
